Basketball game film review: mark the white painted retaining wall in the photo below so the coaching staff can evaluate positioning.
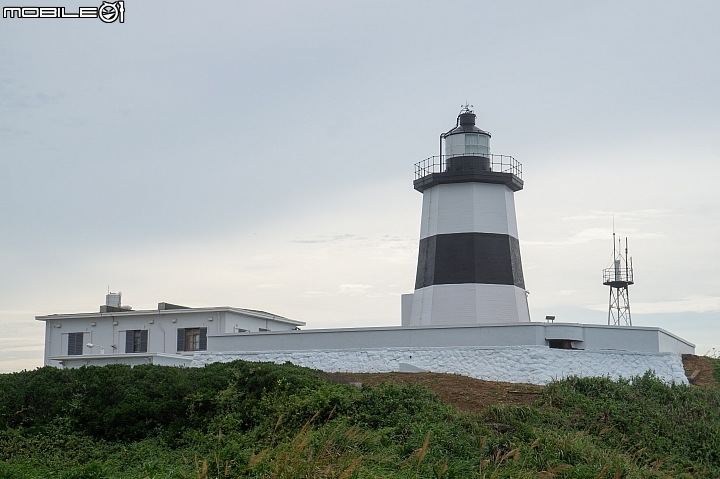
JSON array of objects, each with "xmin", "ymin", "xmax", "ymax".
[
  {"xmin": 192, "ymin": 345, "xmax": 688, "ymax": 386},
  {"xmin": 57, "ymin": 353, "xmax": 193, "ymax": 369}
]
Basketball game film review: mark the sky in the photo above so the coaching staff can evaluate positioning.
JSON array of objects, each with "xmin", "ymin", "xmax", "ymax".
[{"xmin": 1, "ymin": 1, "xmax": 719, "ymax": 372}]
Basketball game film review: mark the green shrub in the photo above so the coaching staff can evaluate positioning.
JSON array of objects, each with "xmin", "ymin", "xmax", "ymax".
[
  {"xmin": 710, "ymin": 356, "xmax": 720, "ymax": 384},
  {"xmin": 2, "ymin": 361, "xmax": 720, "ymax": 478},
  {"xmin": 0, "ymin": 360, "xmax": 326, "ymax": 441},
  {"xmin": 537, "ymin": 373, "xmax": 720, "ymax": 474}
]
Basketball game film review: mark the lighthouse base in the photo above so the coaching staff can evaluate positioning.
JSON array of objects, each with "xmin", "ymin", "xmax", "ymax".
[{"xmin": 407, "ymin": 283, "xmax": 530, "ymax": 326}]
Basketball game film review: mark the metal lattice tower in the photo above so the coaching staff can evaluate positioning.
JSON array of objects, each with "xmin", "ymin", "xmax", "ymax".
[{"xmin": 603, "ymin": 231, "xmax": 633, "ymax": 326}]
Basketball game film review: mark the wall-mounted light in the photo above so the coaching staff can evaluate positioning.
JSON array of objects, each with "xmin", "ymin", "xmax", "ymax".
[
  {"xmin": 171, "ymin": 318, "xmax": 177, "ymax": 323},
  {"xmin": 149, "ymin": 319, "xmax": 154, "ymax": 324},
  {"xmin": 86, "ymin": 343, "xmax": 105, "ymax": 354},
  {"xmin": 53, "ymin": 324, "xmax": 62, "ymax": 328},
  {"xmin": 91, "ymin": 322, "xmax": 96, "ymax": 326},
  {"xmin": 208, "ymin": 317, "xmax": 213, "ymax": 321},
  {"xmin": 112, "ymin": 321, "xmax": 118, "ymax": 325}
]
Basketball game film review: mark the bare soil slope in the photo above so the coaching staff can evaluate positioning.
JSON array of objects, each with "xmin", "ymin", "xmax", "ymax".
[
  {"xmin": 327, "ymin": 356, "xmax": 715, "ymax": 413},
  {"xmin": 327, "ymin": 372, "xmax": 542, "ymax": 413},
  {"xmin": 682, "ymin": 354, "xmax": 717, "ymax": 387}
]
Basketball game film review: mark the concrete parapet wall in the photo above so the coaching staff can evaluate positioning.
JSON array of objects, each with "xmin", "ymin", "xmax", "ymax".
[
  {"xmin": 192, "ymin": 346, "xmax": 688, "ymax": 386},
  {"xmin": 208, "ymin": 323, "xmax": 695, "ymax": 355}
]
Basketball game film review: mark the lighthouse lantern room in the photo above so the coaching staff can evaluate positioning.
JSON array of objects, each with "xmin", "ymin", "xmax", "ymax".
[{"xmin": 407, "ymin": 106, "xmax": 530, "ymax": 325}]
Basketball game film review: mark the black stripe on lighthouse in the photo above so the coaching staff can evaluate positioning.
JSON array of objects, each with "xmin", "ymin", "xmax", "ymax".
[{"xmin": 414, "ymin": 232, "xmax": 525, "ymax": 289}]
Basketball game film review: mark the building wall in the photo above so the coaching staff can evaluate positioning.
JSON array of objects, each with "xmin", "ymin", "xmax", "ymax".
[
  {"xmin": 192, "ymin": 345, "xmax": 689, "ymax": 386},
  {"xmin": 41, "ymin": 310, "xmax": 299, "ymax": 367},
  {"xmin": 401, "ymin": 294, "xmax": 413, "ymax": 326}
]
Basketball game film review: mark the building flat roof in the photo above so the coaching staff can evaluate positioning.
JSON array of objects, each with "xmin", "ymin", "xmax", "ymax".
[{"xmin": 35, "ymin": 306, "xmax": 305, "ymax": 326}]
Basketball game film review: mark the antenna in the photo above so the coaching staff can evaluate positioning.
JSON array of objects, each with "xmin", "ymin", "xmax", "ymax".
[
  {"xmin": 625, "ymin": 237, "xmax": 629, "ymax": 271},
  {"xmin": 603, "ymin": 224, "xmax": 633, "ymax": 326},
  {"xmin": 612, "ymin": 215, "xmax": 616, "ymax": 260}
]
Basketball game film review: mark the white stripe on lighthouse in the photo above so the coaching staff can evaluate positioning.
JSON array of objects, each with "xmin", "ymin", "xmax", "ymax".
[
  {"xmin": 410, "ymin": 283, "xmax": 530, "ymax": 325},
  {"xmin": 419, "ymin": 182, "xmax": 519, "ymax": 240}
]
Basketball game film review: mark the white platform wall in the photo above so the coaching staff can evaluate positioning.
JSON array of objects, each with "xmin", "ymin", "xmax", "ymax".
[
  {"xmin": 207, "ymin": 323, "xmax": 695, "ymax": 354},
  {"xmin": 192, "ymin": 345, "xmax": 689, "ymax": 386}
]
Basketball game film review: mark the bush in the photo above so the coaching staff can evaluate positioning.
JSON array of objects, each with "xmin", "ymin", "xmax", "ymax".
[
  {"xmin": 0, "ymin": 360, "xmax": 326, "ymax": 441},
  {"xmin": 538, "ymin": 373, "xmax": 720, "ymax": 472},
  {"xmin": 1, "ymin": 361, "xmax": 720, "ymax": 478}
]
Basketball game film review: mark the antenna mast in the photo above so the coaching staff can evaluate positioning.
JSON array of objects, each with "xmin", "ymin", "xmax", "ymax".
[{"xmin": 603, "ymin": 225, "xmax": 633, "ymax": 326}]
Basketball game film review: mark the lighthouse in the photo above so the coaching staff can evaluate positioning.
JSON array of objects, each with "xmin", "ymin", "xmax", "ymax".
[{"xmin": 407, "ymin": 106, "xmax": 530, "ymax": 325}]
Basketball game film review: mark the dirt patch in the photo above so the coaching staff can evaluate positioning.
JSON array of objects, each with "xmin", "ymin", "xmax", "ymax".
[
  {"xmin": 682, "ymin": 355, "xmax": 717, "ymax": 387},
  {"xmin": 326, "ymin": 372, "xmax": 543, "ymax": 413},
  {"xmin": 325, "ymin": 356, "xmax": 715, "ymax": 412}
]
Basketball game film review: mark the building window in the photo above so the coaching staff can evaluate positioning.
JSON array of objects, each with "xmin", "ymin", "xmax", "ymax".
[
  {"xmin": 67, "ymin": 332, "xmax": 84, "ymax": 356},
  {"xmin": 125, "ymin": 330, "xmax": 148, "ymax": 353},
  {"xmin": 186, "ymin": 328, "xmax": 200, "ymax": 351},
  {"xmin": 176, "ymin": 327, "xmax": 207, "ymax": 352}
]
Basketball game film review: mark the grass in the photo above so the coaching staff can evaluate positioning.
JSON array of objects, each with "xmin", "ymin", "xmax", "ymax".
[
  {"xmin": 711, "ymin": 356, "xmax": 720, "ymax": 384},
  {"xmin": 0, "ymin": 360, "xmax": 718, "ymax": 478}
]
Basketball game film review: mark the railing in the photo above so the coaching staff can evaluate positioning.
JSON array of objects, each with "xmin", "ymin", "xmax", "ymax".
[
  {"xmin": 414, "ymin": 154, "xmax": 522, "ymax": 180},
  {"xmin": 603, "ymin": 267, "xmax": 634, "ymax": 284}
]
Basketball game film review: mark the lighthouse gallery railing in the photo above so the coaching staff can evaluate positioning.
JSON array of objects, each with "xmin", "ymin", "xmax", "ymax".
[{"xmin": 414, "ymin": 154, "xmax": 522, "ymax": 181}]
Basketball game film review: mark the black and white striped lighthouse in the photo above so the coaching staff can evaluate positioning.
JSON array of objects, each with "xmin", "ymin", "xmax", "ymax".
[{"xmin": 407, "ymin": 106, "xmax": 529, "ymax": 325}]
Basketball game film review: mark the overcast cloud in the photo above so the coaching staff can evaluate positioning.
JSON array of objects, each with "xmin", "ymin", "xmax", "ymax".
[{"xmin": 1, "ymin": 0, "xmax": 719, "ymax": 372}]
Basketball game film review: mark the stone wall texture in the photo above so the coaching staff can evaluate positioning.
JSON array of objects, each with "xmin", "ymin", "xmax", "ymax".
[{"xmin": 191, "ymin": 345, "xmax": 688, "ymax": 385}]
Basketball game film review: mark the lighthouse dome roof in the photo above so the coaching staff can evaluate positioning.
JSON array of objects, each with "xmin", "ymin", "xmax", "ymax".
[{"xmin": 444, "ymin": 109, "xmax": 491, "ymax": 138}]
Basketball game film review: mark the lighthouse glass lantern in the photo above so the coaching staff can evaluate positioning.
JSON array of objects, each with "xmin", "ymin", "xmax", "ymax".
[{"xmin": 443, "ymin": 110, "xmax": 491, "ymax": 158}]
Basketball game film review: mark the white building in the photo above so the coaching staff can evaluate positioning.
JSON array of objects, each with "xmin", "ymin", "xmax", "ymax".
[{"xmin": 37, "ymin": 293, "xmax": 304, "ymax": 368}]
